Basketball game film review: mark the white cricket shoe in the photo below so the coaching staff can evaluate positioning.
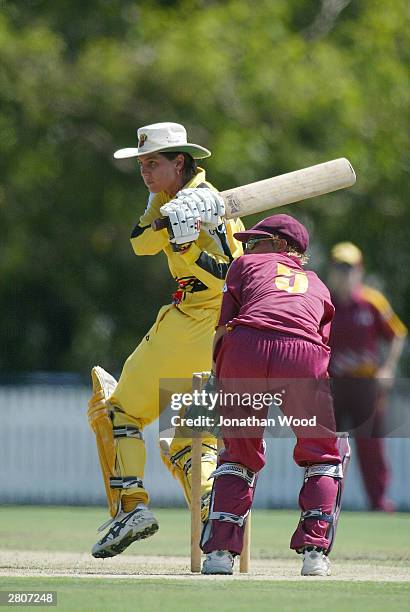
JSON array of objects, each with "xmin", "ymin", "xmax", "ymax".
[
  {"xmin": 201, "ymin": 550, "xmax": 234, "ymax": 575},
  {"xmin": 92, "ymin": 505, "xmax": 159, "ymax": 558},
  {"xmin": 301, "ymin": 548, "xmax": 331, "ymax": 576}
]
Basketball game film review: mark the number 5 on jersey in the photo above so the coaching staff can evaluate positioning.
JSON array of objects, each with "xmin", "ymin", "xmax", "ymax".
[{"xmin": 275, "ymin": 263, "xmax": 309, "ymax": 294}]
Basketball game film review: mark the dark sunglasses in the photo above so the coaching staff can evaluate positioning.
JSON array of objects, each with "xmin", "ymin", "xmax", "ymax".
[{"xmin": 245, "ymin": 237, "xmax": 274, "ymax": 251}]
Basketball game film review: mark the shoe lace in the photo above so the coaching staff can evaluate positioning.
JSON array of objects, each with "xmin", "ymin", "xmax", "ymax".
[{"xmin": 97, "ymin": 509, "xmax": 127, "ymax": 533}]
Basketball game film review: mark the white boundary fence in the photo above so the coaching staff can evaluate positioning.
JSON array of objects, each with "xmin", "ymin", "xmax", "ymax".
[{"xmin": 1, "ymin": 384, "xmax": 409, "ymax": 510}]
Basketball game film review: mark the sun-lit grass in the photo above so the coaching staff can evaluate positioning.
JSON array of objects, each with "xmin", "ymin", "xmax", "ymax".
[
  {"xmin": 0, "ymin": 505, "xmax": 408, "ymax": 563},
  {"xmin": 0, "ymin": 577, "xmax": 409, "ymax": 612}
]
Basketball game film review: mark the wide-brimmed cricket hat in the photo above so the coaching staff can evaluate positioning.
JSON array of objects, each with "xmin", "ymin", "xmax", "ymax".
[
  {"xmin": 113, "ymin": 122, "xmax": 211, "ymax": 159},
  {"xmin": 330, "ymin": 242, "xmax": 363, "ymax": 266},
  {"xmin": 234, "ymin": 213, "xmax": 310, "ymax": 252}
]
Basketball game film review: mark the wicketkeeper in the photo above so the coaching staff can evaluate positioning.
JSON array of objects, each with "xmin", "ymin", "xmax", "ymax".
[
  {"xmin": 88, "ymin": 122, "xmax": 244, "ymax": 558},
  {"xmin": 198, "ymin": 214, "xmax": 350, "ymax": 576}
]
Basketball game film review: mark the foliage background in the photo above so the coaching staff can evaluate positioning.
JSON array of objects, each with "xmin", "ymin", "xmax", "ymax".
[{"xmin": 0, "ymin": 0, "xmax": 408, "ymax": 373}]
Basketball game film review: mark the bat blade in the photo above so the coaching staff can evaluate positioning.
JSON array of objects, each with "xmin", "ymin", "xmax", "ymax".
[{"xmin": 221, "ymin": 158, "xmax": 356, "ymax": 219}]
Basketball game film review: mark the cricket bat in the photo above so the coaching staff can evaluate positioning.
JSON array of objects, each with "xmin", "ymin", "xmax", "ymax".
[{"xmin": 152, "ymin": 157, "xmax": 356, "ymax": 231}]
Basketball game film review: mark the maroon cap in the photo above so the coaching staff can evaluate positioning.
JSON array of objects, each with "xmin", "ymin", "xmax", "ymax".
[{"xmin": 234, "ymin": 214, "xmax": 309, "ymax": 252}]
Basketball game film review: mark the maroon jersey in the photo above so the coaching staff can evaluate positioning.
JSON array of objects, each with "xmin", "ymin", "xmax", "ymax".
[
  {"xmin": 218, "ymin": 253, "xmax": 334, "ymax": 349},
  {"xmin": 329, "ymin": 286, "xmax": 407, "ymax": 377}
]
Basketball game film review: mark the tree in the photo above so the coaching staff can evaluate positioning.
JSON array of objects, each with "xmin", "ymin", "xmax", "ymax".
[{"xmin": 0, "ymin": 0, "xmax": 408, "ymax": 372}]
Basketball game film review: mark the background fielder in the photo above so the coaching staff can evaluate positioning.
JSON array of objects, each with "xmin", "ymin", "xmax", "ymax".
[{"xmin": 328, "ymin": 242, "xmax": 407, "ymax": 512}]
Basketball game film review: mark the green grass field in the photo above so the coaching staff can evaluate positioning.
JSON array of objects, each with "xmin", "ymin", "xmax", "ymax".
[{"xmin": 0, "ymin": 506, "xmax": 409, "ymax": 611}]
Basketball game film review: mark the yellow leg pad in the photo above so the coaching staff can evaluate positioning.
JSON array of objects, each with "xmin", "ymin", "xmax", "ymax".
[
  {"xmin": 160, "ymin": 436, "xmax": 217, "ymax": 510},
  {"xmin": 88, "ymin": 368, "xmax": 120, "ymax": 518},
  {"xmin": 88, "ymin": 366, "xmax": 150, "ymax": 515},
  {"xmin": 159, "ymin": 447, "xmax": 191, "ymax": 507},
  {"xmin": 93, "ymin": 420, "xmax": 120, "ymax": 518},
  {"xmin": 112, "ymin": 411, "xmax": 149, "ymax": 509}
]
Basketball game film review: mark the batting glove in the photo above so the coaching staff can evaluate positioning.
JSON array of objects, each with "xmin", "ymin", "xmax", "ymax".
[
  {"xmin": 160, "ymin": 201, "xmax": 201, "ymax": 245},
  {"xmin": 173, "ymin": 188, "xmax": 225, "ymax": 228}
]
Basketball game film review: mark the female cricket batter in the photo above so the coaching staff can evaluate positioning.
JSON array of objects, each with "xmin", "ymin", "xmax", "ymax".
[
  {"xmin": 200, "ymin": 214, "xmax": 349, "ymax": 576},
  {"xmin": 88, "ymin": 122, "xmax": 244, "ymax": 558}
]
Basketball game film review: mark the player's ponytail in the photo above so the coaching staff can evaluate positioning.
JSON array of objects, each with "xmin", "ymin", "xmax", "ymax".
[{"xmin": 273, "ymin": 233, "xmax": 310, "ymax": 265}]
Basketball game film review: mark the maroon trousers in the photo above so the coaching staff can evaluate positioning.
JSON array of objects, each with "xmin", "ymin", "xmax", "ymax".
[
  {"xmin": 202, "ymin": 326, "xmax": 342, "ymax": 555},
  {"xmin": 332, "ymin": 378, "xmax": 391, "ymax": 511}
]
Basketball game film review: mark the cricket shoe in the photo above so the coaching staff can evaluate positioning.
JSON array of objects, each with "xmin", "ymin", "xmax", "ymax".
[
  {"xmin": 301, "ymin": 547, "xmax": 331, "ymax": 576},
  {"xmin": 201, "ymin": 550, "xmax": 234, "ymax": 575},
  {"xmin": 92, "ymin": 505, "xmax": 159, "ymax": 558}
]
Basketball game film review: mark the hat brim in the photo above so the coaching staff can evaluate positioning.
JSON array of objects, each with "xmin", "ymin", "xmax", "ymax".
[
  {"xmin": 331, "ymin": 257, "xmax": 362, "ymax": 267},
  {"xmin": 331, "ymin": 261, "xmax": 357, "ymax": 269},
  {"xmin": 233, "ymin": 229, "xmax": 274, "ymax": 243},
  {"xmin": 114, "ymin": 143, "xmax": 211, "ymax": 160}
]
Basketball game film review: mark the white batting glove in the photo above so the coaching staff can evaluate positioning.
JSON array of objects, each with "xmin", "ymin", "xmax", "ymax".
[
  {"xmin": 174, "ymin": 188, "xmax": 225, "ymax": 228},
  {"xmin": 160, "ymin": 201, "xmax": 201, "ymax": 245}
]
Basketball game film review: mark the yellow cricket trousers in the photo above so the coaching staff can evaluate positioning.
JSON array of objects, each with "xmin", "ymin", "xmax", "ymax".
[{"xmin": 109, "ymin": 303, "xmax": 218, "ymax": 508}]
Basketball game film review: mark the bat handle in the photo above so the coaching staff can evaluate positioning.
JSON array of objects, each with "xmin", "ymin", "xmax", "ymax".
[
  {"xmin": 151, "ymin": 216, "xmax": 182, "ymax": 252},
  {"xmin": 151, "ymin": 217, "xmax": 170, "ymax": 231}
]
